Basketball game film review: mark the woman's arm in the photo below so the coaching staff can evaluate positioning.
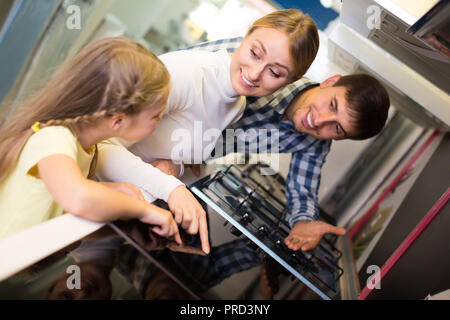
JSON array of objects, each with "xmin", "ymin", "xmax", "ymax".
[
  {"xmin": 99, "ymin": 181, "xmax": 145, "ymax": 201},
  {"xmin": 96, "ymin": 140, "xmax": 210, "ymax": 254},
  {"xmin": 37, "ymin": 154, "xmax": 180, "ymax": 242},
  {"xmin": 96, "ymin": 140, "xmax": 184, "ymax": 202}
]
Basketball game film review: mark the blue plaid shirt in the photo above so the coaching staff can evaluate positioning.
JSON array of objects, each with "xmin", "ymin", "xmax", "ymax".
[{"xmin": 183, "ymin": 37, "xmax": 331, "ymax": 227}]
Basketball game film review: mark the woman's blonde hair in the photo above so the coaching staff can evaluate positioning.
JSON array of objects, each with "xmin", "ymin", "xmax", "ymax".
[
  {"xmin": 0, "ymin": 37, "xmax": 170, "ymax": 182},
  {"xmin": 246, "ymin": 9, "xmax": 319, "ymax": 79}
]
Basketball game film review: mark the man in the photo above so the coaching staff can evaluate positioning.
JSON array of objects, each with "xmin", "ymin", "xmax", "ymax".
[{"xmin": 216, "ymin": 71, "xmax": 389, "ymax": 252}]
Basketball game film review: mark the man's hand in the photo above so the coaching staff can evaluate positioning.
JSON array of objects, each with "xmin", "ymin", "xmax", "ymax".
[
  {"xmin": 284, "ymin": 220, "xmax": 346, "ymax": 251},
  {"xmin": 149, "ymin": 159, "xmax": 181, "ymax": 177},
  {"xmin": 167, "ymin": 185, "xmax": 210, "ymax": 254}
]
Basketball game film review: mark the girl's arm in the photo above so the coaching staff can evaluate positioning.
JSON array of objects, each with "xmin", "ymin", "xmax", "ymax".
[{"xmin": 37, "ymin": 154, "xmax": 181, "ymax": 243}]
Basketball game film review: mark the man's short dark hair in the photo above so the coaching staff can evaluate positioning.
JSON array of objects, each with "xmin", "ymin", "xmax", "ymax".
[{"xmin": 334, "ymin": 74, "xmax": 390, "ymax": 140}]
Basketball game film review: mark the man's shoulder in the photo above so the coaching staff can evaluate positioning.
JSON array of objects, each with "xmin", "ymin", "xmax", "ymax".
[
  {"xmin": 287, "ymin": 134, "xmax": 332, "ymax": 158},
  {"xmin": 307, "ymin": 137, "xmax": 332, "ymax": 157},
  {"xmin": 247, "ymin": 77, "xmax": 318, "ymax": 111},
  {"xmin": 304, "ymin": 134, "xmax": 332, "ymax": 149}
]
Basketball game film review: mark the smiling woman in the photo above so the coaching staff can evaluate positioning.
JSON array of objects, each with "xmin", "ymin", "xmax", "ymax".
[
  {"xmin": 245, "ymin": 9, "xmax": 320, "ymax": 80},
  {"xmin": 230, "ymin": 27, "xmax": 295, "ymax": 97},
  {"xmin": 98, "ymin": 9, "xmax": 320, "ymax": 170},
  {"xmin": 229, "ymin": 9, "xmax": 320, "ymax": 97},
  {"xmin": 95, "ymin": 9, "xmax": 321, "ymax": 260}
]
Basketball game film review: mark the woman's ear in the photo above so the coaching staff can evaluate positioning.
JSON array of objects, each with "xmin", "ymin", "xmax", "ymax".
[{"xmin": 108, "ymin": 113, "xmax": 127, "ymax": 131}]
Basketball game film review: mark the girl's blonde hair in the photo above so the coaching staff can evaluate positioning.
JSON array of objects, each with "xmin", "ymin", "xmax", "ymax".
[
  {"xmin": 0, "ymin": 37, "xmax": 170, "ymax": 182},
  {"xmin": 246, "ymin": 9, "xmax": 319, "ymax": 79}
]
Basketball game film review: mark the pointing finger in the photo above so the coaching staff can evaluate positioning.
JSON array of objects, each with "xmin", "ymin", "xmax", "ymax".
[
  {"xmin": 174, "ymin": 231, "xmax": 182, "ymax": 245},
  {"xmin": 198, "ymin": 213, "xmax": 210, "ymax": 254}
]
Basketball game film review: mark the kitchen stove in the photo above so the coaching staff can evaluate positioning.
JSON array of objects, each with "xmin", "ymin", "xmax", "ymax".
[{"xmin": 190, "ymin": 164, "xmax": 344, "ymax": 300}]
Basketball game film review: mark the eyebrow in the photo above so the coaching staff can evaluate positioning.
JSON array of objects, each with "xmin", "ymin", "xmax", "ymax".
[
  {"xmin": 255, "ymin": 40, "xmax": 290, "ymax": 73},
  {"xmin": 334, "ymin": 95, "xmax": 348, "ymax": 137}
]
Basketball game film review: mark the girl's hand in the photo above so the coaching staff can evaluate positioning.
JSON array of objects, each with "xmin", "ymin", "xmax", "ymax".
[
  {"xmin": 140, "ymin": 204, "xmax": 181, "ymax": 245},
  {"xmin": 167, "ymin": 185, "xmax": 210, "ymax": 254}
]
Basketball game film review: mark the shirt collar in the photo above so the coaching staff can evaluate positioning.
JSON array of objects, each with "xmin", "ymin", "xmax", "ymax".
[{"xmin": 270, "ymin": 77, "xmax": 319, "ymax": 116}]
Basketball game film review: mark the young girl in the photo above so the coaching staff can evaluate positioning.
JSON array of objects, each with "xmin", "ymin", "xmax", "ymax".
[
  {"xmin": 0, "ymin": 37, "xmax": 180, "ymax": 243},
  {"xmin": 95, "ymin": 9, "xmax": 320, "ymax": 253}
]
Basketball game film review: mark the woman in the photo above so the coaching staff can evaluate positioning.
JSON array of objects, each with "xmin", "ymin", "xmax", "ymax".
[{"xmin": 95, "ymin": 9, "xmax": 320, "ymax": 254}]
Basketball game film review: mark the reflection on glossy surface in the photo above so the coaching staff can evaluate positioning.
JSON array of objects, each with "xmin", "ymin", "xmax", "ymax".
[
  {"xmin": 0, "ymin": 220, "xmax": 220, "ymax": 300},
  {"xmin": 0, "ymin": 226, "xmax": 140, "ymax": 300},
  {"xmin": 47, "ymin": 262, "xmax": 112, "ymax": 300}
]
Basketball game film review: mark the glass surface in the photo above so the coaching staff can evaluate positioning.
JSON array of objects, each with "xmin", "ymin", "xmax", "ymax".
[{"xmin": 190, "ymin": 164, "xmax": 344, "ymax": 299}]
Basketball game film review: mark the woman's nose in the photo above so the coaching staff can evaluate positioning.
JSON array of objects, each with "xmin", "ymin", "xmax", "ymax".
[{"xmin": 248, "ymin": 63, "xmax": 265, "ymax": 81}]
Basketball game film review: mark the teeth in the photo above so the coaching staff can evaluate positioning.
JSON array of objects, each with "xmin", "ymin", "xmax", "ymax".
[
  {"xmin": 242, "ymin": 73, "xmax": 256, "ymax": 87},
  {"xmin": 307, "ymin": 112, "xmax": 314, "ymax": 129}
]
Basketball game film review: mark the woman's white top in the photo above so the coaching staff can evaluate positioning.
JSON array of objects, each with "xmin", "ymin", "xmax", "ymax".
[
  {"xmin": 96, "ymin": 49, "xmax": 245, "ymax": 202},
  {"xmin": 129, "ymin": 49, "xmax": 245, "ymax": 163}
]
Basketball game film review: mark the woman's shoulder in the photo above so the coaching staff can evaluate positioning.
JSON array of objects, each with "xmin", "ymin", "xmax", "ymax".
[{"xmin": 160, "ymin": 49, "xmax": 228, "ymax": 70}]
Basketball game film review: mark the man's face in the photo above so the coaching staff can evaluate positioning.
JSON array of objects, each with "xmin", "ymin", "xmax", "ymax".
[
  {"xmin": 288, "ymin": 75, "xmax": 356, "ymax": 140},
  {"xmin": 230, "ymin": 27, "xmax": 295, "ymax": 97}
]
